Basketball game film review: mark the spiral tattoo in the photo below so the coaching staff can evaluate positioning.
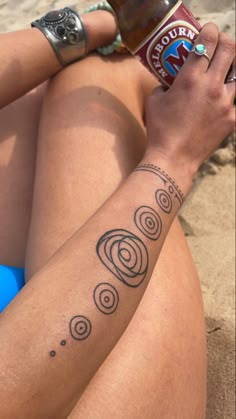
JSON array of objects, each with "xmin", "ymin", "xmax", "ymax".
[
  {"xmin": 96, "ymin": 229, "xmax": 148, "ymax": 288},
  {"xmin": 155, "ymin": 189, "xmax": 172, "ymax": 213},
  {"xmin": 69, "ymin": 315, "xmax": 92, "ymax": 341},
  {"xmin": 134, "ymin": 206, "xmax": 162, "ymax": 240},
  {"xmin": 94, "ymin": 282, "xmax": 119, "ymax": 315}
]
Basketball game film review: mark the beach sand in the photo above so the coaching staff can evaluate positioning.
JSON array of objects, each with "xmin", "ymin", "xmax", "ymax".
[{"xmin": 1, "ymin": 0, "xmax": 235, "ymax": 417}]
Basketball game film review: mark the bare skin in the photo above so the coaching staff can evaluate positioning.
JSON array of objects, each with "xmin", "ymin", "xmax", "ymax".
[
  {"xmin": 0, "ymin": 10, "xmax": 118, "ymax": 108},
  {"xmin": 0, "ymin": 10, "xmax": 118, "ymax": 266},
  {"xmin": 0, "ymin": 10, "xmax": 235, "ymax": 419}
]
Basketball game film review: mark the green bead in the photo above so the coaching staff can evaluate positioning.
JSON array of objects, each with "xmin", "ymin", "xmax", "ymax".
[
  {"xmin": 83, "ymin": 1, "xmax": 123, "ymax": 56},
  {"xmin": 195, "ymin": 44, "xmax": 206, "ymax": 55}
]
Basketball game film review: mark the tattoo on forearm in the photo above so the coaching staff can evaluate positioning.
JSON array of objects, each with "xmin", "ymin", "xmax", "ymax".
[
  {"xmin": 155, "ymin": 189, "xmax": 172, "ymax": 213},
  {"xmin": 94, "ymin": 282, "xmax": 119, "ymax": 314},
  {"xmin": 49, "ymin": 316, "xmax": 91, "ymax": 357},
  {"xmin": 69, "ymin": 315, "xmax": 92, "ymax": 341},
  {"xmin": 134, "ymin": 164, "xmax": 184, "ymax": 206},
  {"xmin": 49, "ymin": 166, "xmax": 183, "ymax": 358},
  {"xmin": 96, "ymin": 229, "xmax": 148, "ymax": 287},
  {"xmin": 134, "ymin": 206, "xmax": 162, "ymax": 240}
]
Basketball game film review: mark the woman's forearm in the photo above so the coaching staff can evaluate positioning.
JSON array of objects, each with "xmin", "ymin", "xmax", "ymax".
[
  {"xmin": 0, "ymin": 11, "xmax": 117, "ymax": 109},
  {"xmin": 0, "ymin": 151, "xmax": 193, "ymax": 419}
]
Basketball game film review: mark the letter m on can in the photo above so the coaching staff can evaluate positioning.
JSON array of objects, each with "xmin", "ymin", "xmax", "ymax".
[{"xmin": 165, "ymin": 41, "xmax": 191, "ymax": 75}]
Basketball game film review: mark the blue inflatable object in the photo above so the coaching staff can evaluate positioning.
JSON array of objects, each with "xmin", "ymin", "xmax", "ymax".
[{"xmin": 0, "ymin": 265, "xmax": 25, "ymax": 312}]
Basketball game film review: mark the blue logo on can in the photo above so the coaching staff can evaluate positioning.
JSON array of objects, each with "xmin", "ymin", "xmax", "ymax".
[
  {"xmin": 147, "ymin": 21, "xmax": 199, "ymax": 86},
  {"xmin": 162, "ymin": 39, "xmax": 193, "ymax": 77}
]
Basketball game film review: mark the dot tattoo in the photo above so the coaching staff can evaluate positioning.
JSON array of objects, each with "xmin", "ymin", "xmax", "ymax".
[
  {"xmin": 96, "ymin": 229, "xmax": 148, "ymax": 288},
  {"xmin": 134, "ymin": 206, "xmax": 162, "ymax": 240},
  {"xmin": 60, "ymin": 340, "xmax": 67, "ymax": 346},
  {"xmin": 50, "ymin": 350, "xmax": 56, "ymax": 357},
  {"xmin": 94, "ymin": 282, "xmax": 119, "ymax": 315},
  {"xmin": 69, "ymin": 315, "xmax": 92, "ymax": 341},
  {"xmin": 155, "ymin": 189, "xmax": 172, "ymax": 214}
]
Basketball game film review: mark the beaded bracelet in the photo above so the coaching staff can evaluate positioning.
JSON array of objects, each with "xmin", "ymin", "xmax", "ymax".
[{"xmin": 83, "ymin": 1, "xmax": 128, "ymax": 55}]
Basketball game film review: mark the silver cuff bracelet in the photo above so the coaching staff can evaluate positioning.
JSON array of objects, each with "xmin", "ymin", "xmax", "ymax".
[{"xmin": 31, "ymin": 7, "xmax": 88, "ymax": 66}]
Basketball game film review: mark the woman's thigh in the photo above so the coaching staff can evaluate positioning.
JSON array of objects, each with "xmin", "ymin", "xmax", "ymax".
[
  {"xmin": 0, "ymin": 84, "xmax": 45, "ymax": 266},
  {"xmin": 25, "ymin": 54, "xmax": 157, "ymax": 279}
]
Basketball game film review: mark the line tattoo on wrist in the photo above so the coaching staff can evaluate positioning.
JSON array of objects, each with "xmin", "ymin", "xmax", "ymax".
[
  {"xmin": 96, "ymin": 229, "xmax": 148, "ymax": 287},
  {"xmin": 134, "ymin": 164, "xmax": 184, "ymax": 206},
  {"xmin": 134, "ymin": 206, "xmax": 162, "ymax": 240},
  {"xmin": 93, "ymin": 282, "xmax": 119, "ymax": 314}
]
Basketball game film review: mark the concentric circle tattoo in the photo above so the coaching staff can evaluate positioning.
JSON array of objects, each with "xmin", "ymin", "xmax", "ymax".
[
  {"xmin": 96, "ymin": 229, "xmax": 148, "ymax": 288},
  {"xmin": 94, "ymin": 283, "xmax": 119, "ymax": 315},
  {"xmin": 155, "ymin": 189, "xmax": 172, "ymax": 213},
  {"xmin": 134, "ymin": 206, "xmax": 162, "ymax": 240},
  {"xmin": 69, "ymin": 315, "xmax": 92, "ymax": 341}
]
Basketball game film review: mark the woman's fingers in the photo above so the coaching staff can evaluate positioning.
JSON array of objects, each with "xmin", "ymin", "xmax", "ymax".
[
  {"xmin": 209, "ymin": 32, "xmax": 235, "ymax": 82},
  {"xmin": 183, "ymin": 23, "xmax": 219, "ymax": 74},
  {"xmin": 225, "ymin": 57, "xmax": 236, "ymax": 102}
]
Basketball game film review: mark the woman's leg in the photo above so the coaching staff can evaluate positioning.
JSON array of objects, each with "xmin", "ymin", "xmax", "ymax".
[
  {"xmin": 25, "ymin": 54, "xmax": 206, "ymax": 418},
  {"xmin": 25, "ymin": 55, "xmax": 149, "ymax": 279},
  {"xmin": 69, "ymin": 219, "xmax": 206, "ymax": 419},
  {"xmin": 0, "ymin": 84, "xmax": 45, "ymax": 266}
]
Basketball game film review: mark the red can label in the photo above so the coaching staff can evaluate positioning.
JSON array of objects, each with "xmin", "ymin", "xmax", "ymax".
[{"xmin": 134, "ymin": 1, "xmax": 201, "ymax": 86}]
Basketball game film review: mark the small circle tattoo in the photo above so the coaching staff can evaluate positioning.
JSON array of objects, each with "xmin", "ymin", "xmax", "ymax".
[
  {"xmin": 155, "ymin": 189, "xmax": 172, "ymax": 213},
  {"xmin": 134, "ymin": 206, "xmax": 162, "ymax": 241},
  {"xmin": 94, "ymin": 282, "xmax": 119, "ymax": 315},
  {"xmin": 69, "ymin": 315, "xmax": 92, "ymax": 341},
  {"xmin": 50, "ymin": 350, "xmax": 56, "ymax": 357},
  {"xmin": 60, "ymin": 340, "xmax": 67, "ymax": 346}
]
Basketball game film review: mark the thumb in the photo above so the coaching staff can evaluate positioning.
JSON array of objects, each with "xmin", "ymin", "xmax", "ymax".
[
  {"xmin": 151, "ymin": 85, "xmax": 167, "ymax": 97},
  {"xmin": 143, "ymin": 85, "xmax": 166, "ymax": 125}
]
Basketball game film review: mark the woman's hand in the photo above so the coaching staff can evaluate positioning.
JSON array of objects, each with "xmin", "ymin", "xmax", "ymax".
[{"xmin": 145, "ymin": 23, "xmax": 235, "ymax": 177}]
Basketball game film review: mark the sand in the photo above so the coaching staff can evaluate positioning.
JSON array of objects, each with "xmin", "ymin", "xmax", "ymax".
[{"xmin": 0, "ymin": 0, "xmax": 235, "ymax": 418}]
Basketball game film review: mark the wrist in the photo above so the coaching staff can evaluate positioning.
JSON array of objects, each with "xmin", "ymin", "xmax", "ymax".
[
  {"xmin": 142, "ymin": 147, "xmax": 195, "ymax": 197},
  {"xmin": 82, "ymin": 11, "xmax": 118, "ymax": 52}
]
